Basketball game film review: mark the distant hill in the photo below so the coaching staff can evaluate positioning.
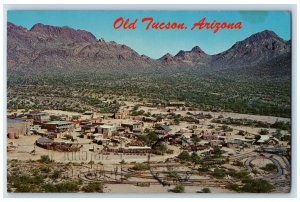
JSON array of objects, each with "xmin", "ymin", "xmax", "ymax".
[
  {"xmin": 159, "ymin": 46, "xmax": 211, "ymax": 66},
  {"xmin": 7, "ymin": 22, "xmax": 291, "ymax": 74},
  {"xmin": 212, "ymin": 30, "xmax": 291, "ymax": 67},
  {"xmin": 7, "ymin": 22, "xmax": 158, "ymax": 71}
]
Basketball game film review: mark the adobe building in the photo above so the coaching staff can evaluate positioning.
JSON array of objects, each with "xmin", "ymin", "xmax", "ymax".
[
  {"xmin": 26, "ymin": 111, "xmax": 50, "ymax": 124},
  {"xmin": 42, "ymin": 121, "xmax": 74, "ymax": 132},
  {"xmin": 7, "ymin": 118, "xmax": 33, "ymax": 138}
]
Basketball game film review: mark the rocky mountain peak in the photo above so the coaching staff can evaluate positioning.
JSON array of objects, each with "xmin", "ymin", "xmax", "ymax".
[
  {"xmin": 30, "ymin": 23, "xmax": 97, "ymax": 43},
  {"xmin": 191, "ymin": 46, "xmax": 203, "ymax": 53}
]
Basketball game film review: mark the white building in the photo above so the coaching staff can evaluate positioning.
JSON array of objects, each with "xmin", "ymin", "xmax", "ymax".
[{"xmin": 96, "ymin": 125, "xmax": 115, "ymax": 138}]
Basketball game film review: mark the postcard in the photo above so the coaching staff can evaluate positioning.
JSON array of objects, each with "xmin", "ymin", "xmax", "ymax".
[{"xmin": 6, "ymin": 10, "xmax": 291, "ymax": 194}]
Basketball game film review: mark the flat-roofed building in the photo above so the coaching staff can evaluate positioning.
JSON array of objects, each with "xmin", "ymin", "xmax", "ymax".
[
  {"xmin": 114, "ymin": 110, "xmax": 129, "ymax": 119},
  {"xmin": 168, "ymin": 102, "xmax": 185, "ymax": 107},
  {"xmin": 121, "ymin": 122, "xmax": 143, "ymax": 132},
  {"xmin": 42, "ymin": 121, "xmax": 74, "ymax": 132},
  {"xmin": 27, "ymin": 111, "xmax": 50, "ymax": 124},
  {"xmin": 96, "ymin": 125, "xmax": 115, "ymax": 138},
  {"xmin": 7, "ymin": 118, "xmax": 33, "ymax": 138}
]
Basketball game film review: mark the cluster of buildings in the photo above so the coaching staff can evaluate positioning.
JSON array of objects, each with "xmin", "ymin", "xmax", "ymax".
[
  {"xmin": 7, "ymin": 103, "xmax": 289, "ymax": 156},
  {"xmin": 7, "ymin": 111, "xmax": 73, "ymax": 137}
]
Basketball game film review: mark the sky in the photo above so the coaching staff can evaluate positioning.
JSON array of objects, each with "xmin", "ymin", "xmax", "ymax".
[{"xmin": 7, "ymin": 11, "xmax": 291, "ymax": 59}]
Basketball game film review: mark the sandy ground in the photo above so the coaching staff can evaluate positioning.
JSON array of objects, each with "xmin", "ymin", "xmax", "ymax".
[
  {"xmin": 44, "ymin": 110, "xmax": 81, "ymax": 117},
  {"xmin": 7, "ymin": 134, "xmax": 181, "ymax": 164},
  {"xmin": 251, "ymin": 158, "xmax": 273, "ymax": 168},
  {"xmin": 105, "ymin": 184, "xmax": 234, "ymax": 193}
]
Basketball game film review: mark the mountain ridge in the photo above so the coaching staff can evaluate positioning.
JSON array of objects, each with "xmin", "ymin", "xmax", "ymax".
[{"xmin": 7, "ymin": 22, "xmax": 291, "ymax": 70}]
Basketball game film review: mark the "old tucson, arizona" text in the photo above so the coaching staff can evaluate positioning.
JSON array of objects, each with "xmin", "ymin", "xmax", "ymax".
[{"xmin": 113, "ymin": 17, "xmax": 242, "ymax": 33}]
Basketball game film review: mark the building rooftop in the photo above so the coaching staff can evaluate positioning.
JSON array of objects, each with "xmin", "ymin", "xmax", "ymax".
[
  {"xmin": 158, "ymin": 125, "xmax": 172, "ymax": 131},
  {"xmin": 7, "ymin": 118, "xmax": 32, "ymax": 124},
  {"xmin": 36, "ymin": 136, "xmax": 53, "ymax": 144},
  {"xmin": 99, "ymin": 125, "xmax": 114, "ymax": 129},
  {"xmin": 83, "ymin": 111, "xmax": 94, "ymax": 115},
  {"xmin": 43, "ymin": 121, "xmax": 72, "ymax": 125},
  {"xmin": 28, "ymin": 112, "xmax": 49, "ymax": 116}
]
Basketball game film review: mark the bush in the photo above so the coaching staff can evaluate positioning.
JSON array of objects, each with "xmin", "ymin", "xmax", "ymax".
[
  {"xmin": 8, "ymin": 174, "xmax": 46, "ymax": 192},
  {"xmin": 211, "ymin": 168, "xmax": 226, "ymax": 178},
  {"xmin": 259, "ymin": 129, "xmax": 269, "ymax": 135},
  {"xmin": 237, "ymin": 130, "xmax": 245, "ymax": 136},
  {"xmin": 43, "ymin": 181, "xmax": 80, "ymax": 192},
  {"xmin": 167, "ymin": 168, "xmax": 181, "ymax": 181},
  {"xmin": 221, "ymin": 125, "xmax": 233, "ymax": 132},
  {"xmin": 261, "ymin": 163, "xmax": 277, "ymax": 172},
  {"xmin": 241, "ymin": 179, "xmax": 274, "ymax": 193},
  {"xmin": 64, "ymin": 134, "xmax": 73, "ymax": 140},
  {"xmin": 233, "ymin": 160, "xmax": 244, "ymax": 167},
  {"xmin": 81, "ymin": 182, "xmax": 104, "ymax": 193},
  {"xmin": 229, "ymin": 171, "xmax": 252, "ymax": 181},
  {"xmin": 166, "ymin": 149, "xmax": 174, "ymax": 154},
  {"xmin": 271, "ymin": 121, "xmax": 291, "ymax": 131},
  {"xmin": 212, "ymin": 147, "xmax": 223, "ymax": 158},
  {"xmin": 198, "ymin": 166, "xmax": 209, "ymax": 172},
  {"xmin": 50, "ymin": 170, "xmax": 62, "ymax": 180},
  {"xmin": 177, "ymin": 151, "xmax": 191, "ymax": 162},
  {"xmin": 172, "ymin": 184, "xmax": 185, "ymax": 193},
  {"xmin": 191, "ymin": 152, "xmax": 201, "ymax": 164},
  {"xmin": 155, "ymin": 143, "xmax": 168, "ymax": 154},
  {"xmin": 225, "ymin": 183, "xmax": 240, "ymax": 192},
  {"xmin": 38, "ymin": 155, "xmax": 53, "ymax": 164},
  {"xmin": 39, "ymin": 166, "xmax": 51, "ymax": 173},
  {"xmin": 50, "ymin": 115, "xmax": 62, "ymax": 121},
  {"xmin": 202, "ymin": 188, "xmax": 211, "ymax": 193},
  {"xmin": 132, "ymin": 163, "xmax": 150, "ymax": 171}
]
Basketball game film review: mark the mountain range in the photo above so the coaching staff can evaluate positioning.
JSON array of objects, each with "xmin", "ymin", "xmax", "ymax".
[{"xmin": 7, "ymin": 22, "xmax": 291, "ymax": 71}]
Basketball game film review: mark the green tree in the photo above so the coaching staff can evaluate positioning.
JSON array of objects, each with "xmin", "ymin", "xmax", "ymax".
[
  {"xmin": 156, "ymin": 143, "xmax": 168, "ymax": 154},
  {"xmin": 177, "ymin": 151, "xmax": 191, "ymax": 162},
  {"xmin": 191, "ymin": 152, "xmax": 201, "ymax": 164},
  {"xmin": 212, "ymin": 147, "xmax": 222, "ymax": 158},
  {"xmin": 147, "ymin": 131, "xmax": 159, "ymax": 143}
]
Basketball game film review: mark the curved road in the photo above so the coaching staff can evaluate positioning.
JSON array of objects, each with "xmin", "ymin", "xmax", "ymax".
[{"xmin": 244, "ymin": 155, "xmax": 285, "ymax": 179}]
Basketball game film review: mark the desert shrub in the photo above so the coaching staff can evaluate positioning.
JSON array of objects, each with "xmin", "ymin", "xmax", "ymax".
[
  {"xmin": 241, "ymin": 179, "xmax": 274, "ymax": 193},
  {"xmin": 38, "ymin": 155, "xmax": 53, "ymax": 164},
  {"xmin": 211, "ymin": 168, "xmax": 226, "ymax": 178},
  {"xmin": 43, "ymin": 181, "xmax": 80, "ymax": 192},
  {"xmin": 202, "ymin": 188, "xmax": 211, "ymax": 193},
  {"xmin": 172, "ymin": 183, "xmax": 185, "ymax": 193},
  {"xmin": 177, "ymin": 151, "xmax": 191, "ymax": 162},
  {"xmin": 81, "ymin": 182, "xmax": 104, "ymax": 193},
  {"xmin": 261, "ymin": 163, "xmax": 277, "ymax": 172},
  {"xmin": 39, "ymin": 166, "xmax": 51, "ymax": 173},
  {"xmin": 132, "ymin": 163, "xmax": 149, "ymax": 171}
]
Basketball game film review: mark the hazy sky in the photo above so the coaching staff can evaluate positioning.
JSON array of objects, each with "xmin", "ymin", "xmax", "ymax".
[{"xmin": 8, "ymin": 11, "xmax": 291, "ymax": 59}]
